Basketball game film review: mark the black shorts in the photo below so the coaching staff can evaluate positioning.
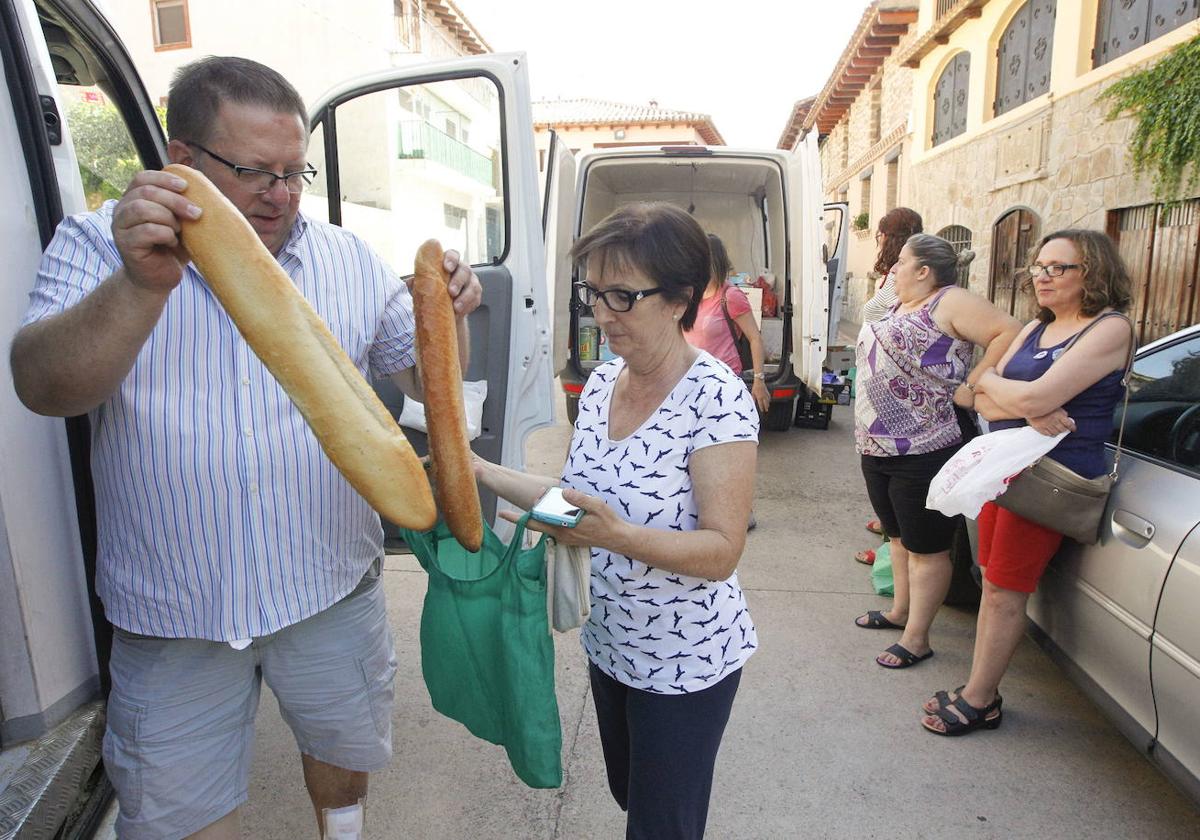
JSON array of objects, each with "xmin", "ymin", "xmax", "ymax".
[{"xmin": 861, "ymin": 446, "xmax": 961, "ymax": 554}]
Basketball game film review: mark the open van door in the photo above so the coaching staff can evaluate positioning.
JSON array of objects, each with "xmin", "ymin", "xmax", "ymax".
[
  {"xmin": 543, "ymin": 129, "xmax": 577, "ymax": 389},
  {"xmin": 822, "ymin": 201, "xmax": 849, "ymax": 346},
  {"xmin": 305, "ymin": 54, "xmax": 554, "ymax": 526},
  {"xmin": 787, "ymin": 131, "xmax": 829, "ymax": 397}
]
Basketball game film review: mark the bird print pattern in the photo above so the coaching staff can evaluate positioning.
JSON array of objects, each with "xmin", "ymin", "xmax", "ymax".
[{"xmin": 565, "ymin": 352, "xmax": 759, "ymax": 693}]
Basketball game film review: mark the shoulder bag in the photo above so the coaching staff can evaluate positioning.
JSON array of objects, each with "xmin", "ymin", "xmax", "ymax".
[
  {"xmin": 994, "ymin": 313, "xmax": 1136, "ymax": 545},
  {"xmin": 720, "ymin": 287, "xmax": 755, "ymax": 373}
]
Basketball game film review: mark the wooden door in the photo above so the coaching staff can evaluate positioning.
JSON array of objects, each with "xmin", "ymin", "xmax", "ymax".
[
  {"xmin": 1111, "ymin": 200, "xmax": 1200, "ymax": 344},
  {"xmin": 990, "ymin": 208, "xmax": 1041, "ymax": 319}
]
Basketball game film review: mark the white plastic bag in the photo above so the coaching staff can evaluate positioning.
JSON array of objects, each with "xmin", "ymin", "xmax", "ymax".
[
  {"xmin": 397, "ymin": 380, "xmax": 488, "ymax": 440},
  {"xmin": 926, "ymin": 427, "xmax": 1067, "ymax": 519}
]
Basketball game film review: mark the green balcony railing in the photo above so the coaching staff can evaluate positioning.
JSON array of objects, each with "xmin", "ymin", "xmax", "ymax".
[{"xmin": 397, "ymin": 120, "xmax": 493, "ymax": 187}]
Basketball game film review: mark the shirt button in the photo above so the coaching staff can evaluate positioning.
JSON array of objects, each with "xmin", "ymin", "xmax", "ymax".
[
  {"xmin": 248, "ymin": 482, "xmax": 259, "ymax": 494},
  {"xmin": 244, "ymin": 427, "xmax": 253, "ymax": 437},
  {"xmin": 242, "ymin": 377, "xmax": 251, "ymax": 387}
]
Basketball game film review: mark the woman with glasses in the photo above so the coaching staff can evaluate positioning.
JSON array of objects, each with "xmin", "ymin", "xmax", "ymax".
[
  {"xmin": 683, "ymin": 234, "xmax": 770, "ymax": 413},
  {"xmin": 856, "ymin": 208, "xmax": 924, "ymax": 564},
  {"xmin": 852, "ymin": 234, "xmax": 1020, "ymax": 670},
  {"xmin": 474, "ymin": 202, "xmax": 757, "ymax": 839},
  {"xmin": 921, "ymin": 230, "xmax": 1134, "ymax": 736}
]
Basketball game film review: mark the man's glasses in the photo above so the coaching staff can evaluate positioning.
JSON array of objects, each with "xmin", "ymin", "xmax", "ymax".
[
  {"xmin": 574, "ymin": 282, "xmax": 664, "ymax": 312},
  {"xmin": 186, "ymin": 142, "xmax": 318, "ymax": 195},
  {"xmin": 1027, "ymin": 263, "xmax": 1081, "ymax": 278}
]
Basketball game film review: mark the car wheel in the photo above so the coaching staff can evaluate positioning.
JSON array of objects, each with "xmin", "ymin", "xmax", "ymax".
[
  {"xmin": 565, "ymin": 394, "xmax": 580, "ymax": 427},
  {"xmin": 944, "ymin": 518, "xmax": 982, "ymax": 607}
]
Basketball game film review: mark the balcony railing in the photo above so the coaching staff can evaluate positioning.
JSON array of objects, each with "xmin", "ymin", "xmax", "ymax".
[
  {"xmin": 397, "ymin": 120, "xmax": 493, "ymax": 187},
  {"xmin": 936, "ymin": 0, "xmax": 959, "ymax": 19}
]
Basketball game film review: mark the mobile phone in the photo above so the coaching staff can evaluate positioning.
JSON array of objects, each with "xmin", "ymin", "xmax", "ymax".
[{"xmin": 530, "ymin": 487, "xmax": 585, "ymax": 528}]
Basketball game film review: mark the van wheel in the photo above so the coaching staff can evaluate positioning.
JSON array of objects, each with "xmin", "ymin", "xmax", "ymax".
[
  {"xmin": 764, "ymin": 399, "xmax": 795, "ymax": 432},
  {"xmin": 565, "ymin": 394, "xmax": 580, "ymax": 426},
  {"xmin": 944, "ymin": 518, "xmax": 982, "ymax": 607}
]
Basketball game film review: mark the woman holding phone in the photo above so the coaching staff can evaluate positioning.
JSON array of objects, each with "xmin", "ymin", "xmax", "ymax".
[{"xmin": 475, "ymin": 202, "xmax": 758, "ymax": 840}]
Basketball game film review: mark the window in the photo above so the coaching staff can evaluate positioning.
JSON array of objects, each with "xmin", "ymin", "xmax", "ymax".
[
  {"xmin": 937, "ymin": 224, "xmax": 974, "ymax": 287},
  {"xmin": 1094, "ymin": 0, "xmax": 1200, "ymax": 68},
  {"xmin": 152, "ymin": 0, "xmax": 190, "ymax": 51},
  {"xmin": 932, "ymin": 52, "xmax": 970, "ymax": 146},
  {"xmin": 304, "ymin": 76, "xmax": 506, "ymax": 269},
  {"xmin": 860, "ymin": 173, "xmax": 872, "ymax": 222},
  {"xmin": 1124, "ymin": 332, "xmax": 1200, "ymax": 471},
  {"xmin": 885, "ymin": 155, "xmax": 899, "ymax": 212},
  {"xmin": 994, "ymin": 1, "xmax": 1056, "ymax": 117}
]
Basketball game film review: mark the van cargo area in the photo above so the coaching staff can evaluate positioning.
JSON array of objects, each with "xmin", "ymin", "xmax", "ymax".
[{"xmin": 574, "ymin": 156, "xmax": 787, "ymax": 375}]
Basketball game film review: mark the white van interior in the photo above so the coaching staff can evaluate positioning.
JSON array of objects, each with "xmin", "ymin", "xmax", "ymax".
[{"xmin": 573, "ymin": 156, "xmax": 788, "ymax": 373}]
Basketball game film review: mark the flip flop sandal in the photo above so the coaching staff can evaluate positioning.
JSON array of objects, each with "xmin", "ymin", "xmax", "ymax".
[
  {"xmin": 855, "ymin": 610, "xmax": 905, "ymax": 630},
  {"xmin": 876, "ymin": 642, "xmax": 934, "ymax": 669},
  {"xmin": 921, "ymin": 694, "xmax": 1003, "ymax": 736},
  {"xmin": 923, "ymin": 686, "xmax": 1003, "ymax": 716},
  {"xmin": 865, "ymin": 519, "xmax": 884, "ymax": 535},
  {"xmin": 855, "ymin": 549, "xmax": 876, "ymax": 565}
]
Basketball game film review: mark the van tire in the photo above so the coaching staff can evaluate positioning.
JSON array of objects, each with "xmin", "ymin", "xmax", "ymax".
[
  {"xmin": 944, "ymin": 518, "xmax": 982, "ymax": 607},
  {"xmin": 565, "ymin": 394, "xmax": 579, "ymax": 427},
  {"xmin": 764, "ymin": 399, "xmax": 794, "ymax": 432}
]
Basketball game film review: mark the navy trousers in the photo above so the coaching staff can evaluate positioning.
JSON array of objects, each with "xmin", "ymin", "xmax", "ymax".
[{"xmin": 589, "ymin": 662, "xmax": 742, "ymax": 840}]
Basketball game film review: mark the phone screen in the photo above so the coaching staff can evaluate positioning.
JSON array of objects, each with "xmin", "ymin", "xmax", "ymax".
[{"xmin": 532, "ymin": 487, "xmax": 583, "ymax": 524}]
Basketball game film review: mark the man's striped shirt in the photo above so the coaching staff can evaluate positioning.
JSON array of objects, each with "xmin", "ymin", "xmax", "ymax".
[{"xmin": 23, "ymin": 203, "xmax": 416, "ymax": 640}]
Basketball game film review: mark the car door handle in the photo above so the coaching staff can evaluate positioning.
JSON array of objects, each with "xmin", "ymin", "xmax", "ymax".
[{"xmin": 1112, "ymin": 509, "xmax": 1155, "ymax": 542}]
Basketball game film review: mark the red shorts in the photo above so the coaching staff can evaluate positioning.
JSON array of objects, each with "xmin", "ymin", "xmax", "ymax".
[{"xmin": 976, "ymin": 501, "xmax": 1064, "ymax": 593}]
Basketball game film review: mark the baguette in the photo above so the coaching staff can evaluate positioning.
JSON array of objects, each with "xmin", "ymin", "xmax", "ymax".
[
  {"xmin": 167, "ymin": 164, "xmax": 436, "ymax": 531},
  {"xmin": 412, "ymin": 240, "xmax": 483, "ymax": 551}
]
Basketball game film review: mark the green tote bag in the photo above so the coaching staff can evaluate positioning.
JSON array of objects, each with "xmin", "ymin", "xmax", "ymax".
[{"xmin": 400, "ymin": 513, "xmax": 563, "ymax": 789}]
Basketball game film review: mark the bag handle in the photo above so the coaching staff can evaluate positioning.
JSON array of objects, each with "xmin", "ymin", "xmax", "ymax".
[{"xmin": 1056, "ymin": 311, "xmax": 1137, "ymax": 480}]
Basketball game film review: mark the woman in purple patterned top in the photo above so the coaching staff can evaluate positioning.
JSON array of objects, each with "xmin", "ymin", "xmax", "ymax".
[{"xmin": 852, "ymin": 234, "xmax": 1020, "ymax": 669}]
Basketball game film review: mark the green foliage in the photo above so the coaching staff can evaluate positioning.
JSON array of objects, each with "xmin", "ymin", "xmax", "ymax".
[
  {"xmin": 852, "ymin": 211, "xmax": 870, "ymax": 231},
  {"xmin": 67, "ymin": 100, "xmax": 143, "ymax": 208},
  {"xmin": 1100, "ymin": 34, "xmax": 1200, "ymax": 201}
]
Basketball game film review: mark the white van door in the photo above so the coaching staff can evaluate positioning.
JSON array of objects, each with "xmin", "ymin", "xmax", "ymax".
[
  {"xmin": 305, "ymin": 54, "xmax": 555, "ymax": 525},
  {"xmin": 787, "ymin": 131, "xmax": 829, "ymax": 396},
  {"xmin": 543, "ymin": 129, "xmax": 577, "ymax": 380}
]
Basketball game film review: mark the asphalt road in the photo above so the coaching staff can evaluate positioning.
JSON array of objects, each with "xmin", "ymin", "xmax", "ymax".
[{"xmin": 207, "ymin": 399, "xmax": 1198, "ymax": 837}]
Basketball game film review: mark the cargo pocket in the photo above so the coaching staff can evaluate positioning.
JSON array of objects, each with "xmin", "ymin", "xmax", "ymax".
[
  {"xmin": 102, "ymin": 694, "xmax": 145, "ymax": 820},
  {"xmin": 358, "ymin": 640, "xmax": 397, "ymax": 740}
]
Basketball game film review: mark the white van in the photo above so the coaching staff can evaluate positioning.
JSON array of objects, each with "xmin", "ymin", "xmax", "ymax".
[
  {"xmin": 1, "ymin": 0, "xmax": 553, "ymax": 830},
  {"xmin": 543, "ymin": 139, "xmax": 849, "ymax": 431}
]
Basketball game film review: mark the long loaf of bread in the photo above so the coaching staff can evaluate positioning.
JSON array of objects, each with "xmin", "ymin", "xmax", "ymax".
[
  {"xmin": 167, "ymin": 164, "xmax": 436, "ymax": 531},
  {"xmin": 412, "ymin": 240, "xmax": 483, "ymax": 551}
]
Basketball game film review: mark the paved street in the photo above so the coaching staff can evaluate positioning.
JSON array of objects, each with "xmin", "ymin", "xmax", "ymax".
[{"xmin": 235, "ymin": 397, "xmax": 1200, "ymax": 839}]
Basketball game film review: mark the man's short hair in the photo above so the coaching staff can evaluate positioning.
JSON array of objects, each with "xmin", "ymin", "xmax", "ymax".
[{"xmin": 166, "ymin": 56, "xmax": 307, "ymax": 145}]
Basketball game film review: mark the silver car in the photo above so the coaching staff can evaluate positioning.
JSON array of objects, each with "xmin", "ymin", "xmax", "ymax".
[{"xmin": 954, "ymin": 324, "xmax": 1200, "ymax": 804}]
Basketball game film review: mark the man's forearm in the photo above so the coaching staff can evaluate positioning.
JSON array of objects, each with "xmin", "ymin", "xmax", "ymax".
[
  {"xmin": 11, "ymin": 268, "xmax": 169, "ymax": 416},
  {"xmin": 456, "ymin": 314, "xmax": 470, "ymax": 373}
]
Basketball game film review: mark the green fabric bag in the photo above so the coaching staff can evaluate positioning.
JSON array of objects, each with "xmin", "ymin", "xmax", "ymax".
[
  {"xmin": 400, "ymin": 514, "xmax": 563, "ymax": 789},
  {"xmin": 871, "ymin": 539, "xmax": 895, "ymax": 597}
]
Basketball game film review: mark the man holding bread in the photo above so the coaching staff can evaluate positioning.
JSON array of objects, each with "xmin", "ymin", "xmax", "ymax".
[{"xmin": 10, "ymin": 57, "xmax": 481, "ymax": 840}]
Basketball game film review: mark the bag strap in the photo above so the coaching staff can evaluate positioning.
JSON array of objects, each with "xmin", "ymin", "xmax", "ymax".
[
  {"xmin": 1057, "ymin": 311, "xmax": 1136, "ymax": 479},
  {"xmin": 720, "ymin": 286, "xmax": 744, "ymax": 344}
]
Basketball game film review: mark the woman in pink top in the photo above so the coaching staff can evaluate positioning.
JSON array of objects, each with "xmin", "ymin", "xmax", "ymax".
[{"xmin": 684, "ymin": 234, "xmax": 770, "ymax": 412}]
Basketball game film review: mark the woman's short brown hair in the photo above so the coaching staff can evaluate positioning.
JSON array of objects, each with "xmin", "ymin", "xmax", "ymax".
[
  {"xmin": 1024, "ymin": 229, "xmax": 1133, "ymax": 322},
  {"xmin": 874, "ymin": 207, "xmax": 924, "ymax": 275},
  {"xmin": 570, "ymin": 202, "xmax": 710, "ymax": 330}
]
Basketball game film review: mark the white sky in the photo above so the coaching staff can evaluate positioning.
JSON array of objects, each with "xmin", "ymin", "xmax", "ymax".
[{"xmin": 455, "ymin": 0, "xmax": 871, "ymax": 148}]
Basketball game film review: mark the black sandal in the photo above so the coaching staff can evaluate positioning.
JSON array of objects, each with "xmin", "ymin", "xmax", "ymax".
[
  {"xmin": 876, "ymin": 643, "xmax": 933, "ymax": 669},
  {"xmin": 923, "ymin": 686, "xmax": 1003, "ymax": 716},
  {"xmin": 922, "ymin": 694, "xmax": 1003, "ymax": 736},
  {"xmin": 855, "ymin": 610, "xmax": 905, "ymax": 630}
]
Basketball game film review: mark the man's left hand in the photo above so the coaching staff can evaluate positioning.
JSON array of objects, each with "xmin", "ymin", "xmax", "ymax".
[{"xmin": 444, "ymin": 250, "xmax": 482, "ymax": 317}]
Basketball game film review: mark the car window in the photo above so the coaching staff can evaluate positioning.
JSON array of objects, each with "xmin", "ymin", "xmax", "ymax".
[
  {"xmin": 303, "ymin": 76, "xmax": 505, "ymax": 274},
  {"xmin": 1121, "ymin": 333, "xmax": 1200, "ymax": 471}
]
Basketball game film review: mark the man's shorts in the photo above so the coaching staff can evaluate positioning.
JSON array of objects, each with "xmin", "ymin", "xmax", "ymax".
[{"xmin": 102, "ymin": 563, "xmax": 395, "ymax": 840}]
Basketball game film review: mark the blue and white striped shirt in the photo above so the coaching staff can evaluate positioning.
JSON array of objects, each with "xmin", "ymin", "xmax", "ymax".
[{"xmin": 23, "ymin": 202, "xmax": 416, "ymax": 641}]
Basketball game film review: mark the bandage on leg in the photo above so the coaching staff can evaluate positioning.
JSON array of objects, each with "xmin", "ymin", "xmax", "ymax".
[{"xmin": 322, "ymin": 800, "xmax": 364, "ymax": 839}]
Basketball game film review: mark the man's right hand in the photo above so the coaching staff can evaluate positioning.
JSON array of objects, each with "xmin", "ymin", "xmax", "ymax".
[{"xmin": 112, "ymin": 170, "xmax": 203, "ymax": 294}]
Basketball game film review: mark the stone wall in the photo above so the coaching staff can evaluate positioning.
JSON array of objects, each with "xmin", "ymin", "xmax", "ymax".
[{"xmin": 908, "ymin": 74, "xmax": 1161, "ymax": 297}]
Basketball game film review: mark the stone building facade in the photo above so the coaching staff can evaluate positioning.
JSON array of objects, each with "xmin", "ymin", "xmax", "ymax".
[{"xmin": 789, "ymin": 0, "xmax": 1200, "ymax": 342}]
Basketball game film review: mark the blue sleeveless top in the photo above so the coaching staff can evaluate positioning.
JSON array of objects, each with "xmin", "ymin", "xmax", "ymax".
[{"xmin": 991, "ymin": 320, "xmax": 1125, "ymax": 478}]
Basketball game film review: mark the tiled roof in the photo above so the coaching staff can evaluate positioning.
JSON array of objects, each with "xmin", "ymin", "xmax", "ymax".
[{"xmin": 532, "ymin": 98, "xmax": 725, "ymax": 145}]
